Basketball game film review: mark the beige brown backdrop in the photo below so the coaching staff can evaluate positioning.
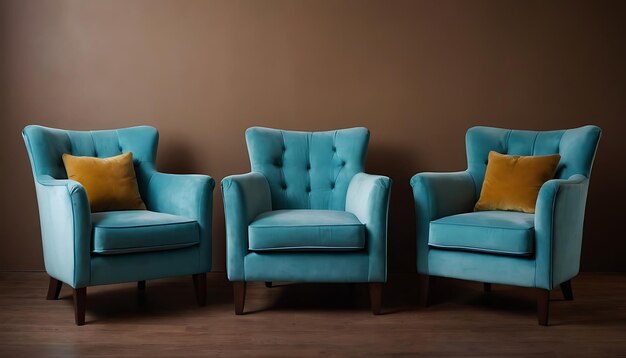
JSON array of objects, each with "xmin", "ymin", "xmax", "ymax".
[{"xmin": 1, "ymin": 0, "xmax": 625, "ymax": 273}]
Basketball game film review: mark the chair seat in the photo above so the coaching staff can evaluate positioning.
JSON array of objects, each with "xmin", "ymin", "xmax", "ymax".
[
  {"xmin": 248, "ymin": 210, "xmax": 365, "ymax": 252},
  {"xmin": 92, "ymin": 210, "xmax": 199, "ymax": 255},
  {"xmin": 429, "ymin": 211, "xmax": 535, "ymax": 256}
]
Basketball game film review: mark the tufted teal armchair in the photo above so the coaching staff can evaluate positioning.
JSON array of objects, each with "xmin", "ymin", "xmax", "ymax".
[
  {"xmin": 23, "ymin": 125, "xmax": 214, "ymax": 325},
  {"xmin": 411, "ymin": 125, "xmax": 601, "ymax": 325},
  {"xmin": 222, "ymin": 127, "xmax": 391, "ymax": 314}
]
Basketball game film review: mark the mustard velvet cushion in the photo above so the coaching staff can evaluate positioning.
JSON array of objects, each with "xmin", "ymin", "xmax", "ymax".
[
  {"xmin": 62, "ymin": 152, "xmax": 146, "ymax": 212},
  {"xmin": 474, "ymin": 151, "xmax": 561, "ymax": 213}
]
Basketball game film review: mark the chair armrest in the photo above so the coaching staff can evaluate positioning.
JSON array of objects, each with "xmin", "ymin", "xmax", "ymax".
[
  {"xmin": 145, "ymin": 172, "xmax": 215, "ymax": 273},
  {"xmin": 534, "ymin": 174, "xmax": 589, "ymax": 289},
  {"xmin": 410, "ymin": 171, "xmax": 476, "ymax": 273},
  {"xmin": 34, "ymin": 175, "xmax": 92, "ymax": 288},
  {"xmin": 221, "ymin": 172, "xmax": 272, "ymax": 281},
  {"xmin": 346, "ymin": 173, "xmax": 392, "ymax": 282}
]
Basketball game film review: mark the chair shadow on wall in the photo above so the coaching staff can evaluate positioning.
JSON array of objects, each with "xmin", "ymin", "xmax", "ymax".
[{"xmin": 367, "ymin": 142, "xmax": 421, "ymax": 276}]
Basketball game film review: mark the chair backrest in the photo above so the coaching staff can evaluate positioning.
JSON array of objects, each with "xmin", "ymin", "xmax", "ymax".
[
  {"xmin": 246, "ymin": 127, "xmax": 369, "ymax": 210},
  {"xmin": 22, "ymin": 125, "xmax": 158, "ymax": 188},
  {"xmin": 466, "ymin": 125, "xmax": 602, "ymax": 196}
]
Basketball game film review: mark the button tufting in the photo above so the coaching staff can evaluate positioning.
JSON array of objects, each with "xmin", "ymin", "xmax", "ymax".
[
  {"xmin": 330, "ymin": 183, "xmax": 335, "ymax": 189},
  {"xmin": 306, "ymin": 186, "xmax": 311, "ymax": 192},
  {"xmin": 306, "ymin": 164, "xmax": 311, "ymax": 170},
  {"xmin": 341, "ymin": 161, "xmax": 346, "ymax": 166},
  {"xmin": 281, "ymin": 184, "xmax": 287, "ymax": 190},
  {"xmin": 332, "ymin": 146, "xmax": 336, "ymax": 152}
]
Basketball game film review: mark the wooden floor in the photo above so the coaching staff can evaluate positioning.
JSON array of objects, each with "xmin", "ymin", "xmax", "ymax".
[{"xmin": 0, "ymin": 272, "xmax": 624, "ymax": 357}]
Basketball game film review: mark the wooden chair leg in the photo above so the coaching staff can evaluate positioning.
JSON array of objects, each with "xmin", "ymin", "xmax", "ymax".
[
  {"xmin": 537, "ymin": 289, "xmax": 550, "ymax": 326},
  {"xmin": 369, "ymin": 283, "xmax": 383, "ymax": 315},
  {"xmin": 46, "ymin": 277, "xmax": 63, "ymax": 300},
  {"xmin": 418, "ymin": 274, "xmax": 431, "ymax": 307},
  {"xmin": 560, "ymin": 280, "xmax": 574, "ymax": 301},
  {"xmin": 137, "ymin": 280, "xmax": 146, "ymax": 291},
  {"xmin": 73, "ymin": 287, "xmax": 86, "ymax": 326},
  {"xmin": 484, "ymin": 283, "xmax": 491, "ymax": 292},
  {"xmin": 192, "ymin": 273, "xmax": 207, "ymax": 306},
  {"xmin": 233, "ymin": 282, "xmax": 246, "ymax": 315},
  {"xmin": 265, "ymin": 282, "xmax": 272, "ymax": 288}
]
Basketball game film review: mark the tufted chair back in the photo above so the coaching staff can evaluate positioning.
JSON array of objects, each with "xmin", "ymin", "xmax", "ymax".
[
  {"xmin": 245, "ymin": 127, "xmax": 369, "ymax": 210},
  {"xmin": 466, "ymin": 125, "xmax": 602, "ymax": 197},
  {"xmin": 23, "ymin": 125, "xmax": 158, "ymax": 191}
]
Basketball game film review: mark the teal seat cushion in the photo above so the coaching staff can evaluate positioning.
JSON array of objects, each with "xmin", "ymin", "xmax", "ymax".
[
  {"xmin": 92, "ymin": 210, "xmax": 199, "ymax": 255},
  {"xmin": 429, "ymin": 211, "xmax": 535, "ymax": 256},
  {"xmin": 248, "ymin": 210, "xmax": 365, "ymax": 252}
]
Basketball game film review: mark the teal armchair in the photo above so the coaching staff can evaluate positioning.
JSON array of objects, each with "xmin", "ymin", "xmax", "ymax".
[
  {"xmin": 222, "ymin": 127, "xmax": 391, "ymax": 314},
  {"xmin": 23, "ymin": 125, "xmax": 214, "ymax": 325},
  {"xmin": 411, "ymin": 125, "xmax": 601, "ymax": 325}
]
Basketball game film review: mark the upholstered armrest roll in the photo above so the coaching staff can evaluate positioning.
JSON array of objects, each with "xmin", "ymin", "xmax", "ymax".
[
  {"xmin": 410, "ymin": 171, "xmax": 476, "ymax": 273},
  {"xmin": 221, "ymin": 172, "xmax": 272, "ymax": 281},
  {"xmin": 34, "ymin": 175, "xmax": 92, "ymax": 288},
  {"xmin": 534, "ymin": 174, "xmax": 589, "ymax": 289},
  {"xmin": 146, "ymin": 172, "xmax": 215, "ymax": 272},
  {"xmin": 146, "ymin": 172, "xmax": 215, "ymax": 222},
  {"xmin": 346, "ymin": 173, "xmax": 392, "ymax": 282}
]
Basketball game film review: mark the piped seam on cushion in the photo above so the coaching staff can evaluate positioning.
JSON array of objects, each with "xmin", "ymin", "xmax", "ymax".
[
  {"xmin": 249, "ymin": 246, "xmax": 364, "ymax": 251},
  {"xmin": 93, "ymin": 220, "xmax": 197, "ymax": 229},
  {"xmin": 93, "ymin": 242, "xmax": 198, "ymax": 254},
  {"xmin": 428, "ymin": 243, "xmax": 533, "ymax": 256},
  {"xmin": 250, "ymin": 223, "xmax": 363, "ymax": 228},
  {"xmin": 430, "ymin": 222, "xmax": 534, "ymax": 231}
]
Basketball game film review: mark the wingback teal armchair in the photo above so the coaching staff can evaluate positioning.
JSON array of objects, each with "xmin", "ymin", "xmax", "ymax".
[
  {"xmin": 23, "ymin": 125, "xmax": 214, "ymax": 325},
  {"xmin": 222, "ymin": 127, "xmax": 391, "ymax": 314},
  {"xmin": 411, "ymin": 125, "xmax": 601, "ymax": 325}
]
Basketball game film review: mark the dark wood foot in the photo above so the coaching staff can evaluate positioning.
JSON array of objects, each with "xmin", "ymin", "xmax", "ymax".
[
  {"xmin": 192, "ymin": 273, "xmax": 207, "ymax": 306},
  {"xmin": 484, "ymin": 283, "xmax": 491, "ymax": 292},
  {"xmin": 137, "ymin": 280, "xmax": 146, "ymax": 291},
  {"xmin": 418, "ymin": 274, "xmax": 431, "ymax": 307},
  {"xmin": 73, "ymin": 287, "xmax": 86, "ymax": 326},
  {"xmin": 369, "ymin": 282, "xmax": 383, "ymax": 315},
  {"xmin": 560, "ymin": 280, "xmax": 573, "ymax": 301},
  {"xmin": 265, "ymin": 282, "xmax": 272, "ymax": 288},
  {"xmin": 233, "ymin": 282, "xmax": 246, "ymax": 315},
  {"xmin": 537, "ymin": 289, "xmax": 550, "ymax": 326},
  {"xmin": 46, "ymin": 277, "xmax": 63, "ymax": 300}
]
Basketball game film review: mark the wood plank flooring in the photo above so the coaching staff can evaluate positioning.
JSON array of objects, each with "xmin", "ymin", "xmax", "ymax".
[{"xmin": 0, "ymin": 272, "xmax": 624, "ymax": 357}]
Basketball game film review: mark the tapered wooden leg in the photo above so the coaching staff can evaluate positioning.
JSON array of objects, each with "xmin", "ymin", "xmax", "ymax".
[
  {"xmin": 137, "ymin": 280, "xmax": 146, "ymax": 291},
  {"xmin": 418, "ymin": 274, "xmax": 431, "ymax": 307},
  {"xmin": 369, "ymin": 283, "xmax": 383, "ymax": 315},
  {"xmin": 484, "ymin": 283, "xmax": 492, "ymax": 292},
  {"xmin": 46, "ymin": 277, "xmax": 63, "ymax": 300},
  {"xmin": 192, "ymin": 273, "xmax": 207, "ymax": 306},
  {"xmin": 265, "ymin": 282, "xmax": 272, "ymax": 288},
  {"xmin": 560, "ymin": 280, "xmax": 574, "ymax": 301},
  {"xmin": 73, "ymin": 287, "xmax": 86, "ymax": 326},
  {"xmin": 233, "ymin": 282, "xmax": 246, "ymax": 315},
  {"xmin": 537, "ymin": 289, "xmax": 550, "ymax": 326}
]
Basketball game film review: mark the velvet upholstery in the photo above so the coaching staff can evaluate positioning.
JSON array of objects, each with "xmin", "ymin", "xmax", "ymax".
[
  {"xmin": 92, "ymin": 210, "xmax": 199, "ymax": 255},
  {"xmin": 222, "ymin": 127, "xmax": 391, "ymax": 284},
  {"xmin": 429, "ymin": 211, "xmax": 535, "ymax": 256},
  {"xmin": 23, "ymin": 125, "xmax": 214, "ymax": 289},
  {"xmin": 411, "ymin": 125, "xmax": 601, "ymax": 290},
  {"xmin": 249, "ymin": 210, "xmax": 365, "ymax": 252}
]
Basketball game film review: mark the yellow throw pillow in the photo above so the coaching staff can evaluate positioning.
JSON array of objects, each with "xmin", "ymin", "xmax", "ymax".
[
  {"xmin": 62, "ymin": 152, "xmax": 146, "ymax": 212},
  {"xmin": 474, "ymin": 151, "xmax": 561, "ymax": 214}
]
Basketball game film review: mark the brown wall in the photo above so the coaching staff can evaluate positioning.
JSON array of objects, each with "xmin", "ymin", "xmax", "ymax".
[{"xmin": 1, "ymin": 0, "xmax": 625, "ymax": 272}]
